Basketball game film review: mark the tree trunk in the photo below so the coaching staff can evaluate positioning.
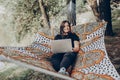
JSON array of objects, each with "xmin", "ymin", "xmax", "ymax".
[
  {"xmin": 67, "ymin": 0, "xmax": 76, "ymax": 26},
  {"xmin": 87, "ymin": 0, "xmax": 101, "ymax": 21},
  {"xmin": 101, "ymin": 0, "xmax": 114, "ymax": 36},
  {"xmin": 38, "ymin": 0, "xmax": 50, "ymax": 28},
  {"xmin": 87, "ymin": 0, "xmax": 114, "ymax": 36}
]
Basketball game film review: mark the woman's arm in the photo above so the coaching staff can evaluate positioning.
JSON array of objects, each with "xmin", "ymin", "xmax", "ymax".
[{"xmin": 72, "ymin": 41, "xmax": 80, "ymax": 52}]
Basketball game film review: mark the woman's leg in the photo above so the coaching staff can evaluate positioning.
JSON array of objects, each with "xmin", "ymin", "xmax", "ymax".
[
  {"xmin": 60, "ymin": 52, "xmax": 77, "ymax": 69},
  {"xmin": 50, "ymin": 53, "xmax": 65, "ymax": 71}
]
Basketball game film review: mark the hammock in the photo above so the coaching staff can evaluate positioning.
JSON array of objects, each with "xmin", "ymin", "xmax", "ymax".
[{"xmin": 0, "ymin": 21, "xmax": 120, "ymax": 80}]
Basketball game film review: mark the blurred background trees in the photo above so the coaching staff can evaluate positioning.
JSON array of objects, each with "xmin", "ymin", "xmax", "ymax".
[
  {"xmin": 87, "ymin": 0, "xmax": 114, "ymax": 36},
  {"xmin": 39, "ymin": 0, "xmax": 118, "ymax": 36},
  {"xmin": 0, "ymin": 0, "xmax": 120, "ymax": 80}
]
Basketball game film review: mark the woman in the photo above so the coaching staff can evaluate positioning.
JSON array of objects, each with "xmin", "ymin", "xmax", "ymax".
[{"xmin": 50, "ymin": 20, "xmax": 80, "ymax": 75}]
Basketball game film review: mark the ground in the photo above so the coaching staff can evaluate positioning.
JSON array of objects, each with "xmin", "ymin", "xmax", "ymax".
[{"xmin": 105, "ymin": 27, "xmax": 120, "ymax": 74}]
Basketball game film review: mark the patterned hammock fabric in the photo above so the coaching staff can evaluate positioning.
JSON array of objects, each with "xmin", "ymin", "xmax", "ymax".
[{"xmin": 0, "ymin": 21, "xmax": 120, "ymax": 80}]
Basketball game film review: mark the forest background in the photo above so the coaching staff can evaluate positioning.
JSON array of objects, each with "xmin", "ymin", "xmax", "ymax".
[{"xmin": 0, "ymin": 0, "xmax": 119, "ymax": 80}]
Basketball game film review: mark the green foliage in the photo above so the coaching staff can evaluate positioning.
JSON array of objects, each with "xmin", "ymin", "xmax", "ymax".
[
  {"xmin": 43, "ymin": 0, "xmax": 65, "ymax": 16},
  {"xmin": 1, "ymin": 0, "xmax": 85, "ymax": 43},
  {"xmin": 12, "ymin": 0, "xmax": 41, "ymax": 42},
  {"xmin": 112, "ymin": 9, "xmax": 120, "ymax": 20},
  {"xmin": 13, "ymin": 0, "xmax": 66, "ymax": 42}
]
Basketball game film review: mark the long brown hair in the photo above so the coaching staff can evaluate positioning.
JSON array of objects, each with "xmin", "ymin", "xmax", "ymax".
[{"xmin": 60, "ymin": 20, "xmax": 71, "ymax": 35}]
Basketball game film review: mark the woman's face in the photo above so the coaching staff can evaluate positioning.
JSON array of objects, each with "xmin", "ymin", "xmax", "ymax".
[{"xmin": 63, "ymin": 22, "xmax": 70, "ymax": 33}]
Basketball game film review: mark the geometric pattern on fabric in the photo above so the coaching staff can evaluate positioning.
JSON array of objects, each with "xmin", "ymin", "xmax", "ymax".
[
  {"xmin": 71, "ymin": 22, "xmax": 120, "ymax": 80},
  {"xmin": 0, "ymin": 21, "xmax": 120, "ymax": 80},
  {"xmin": 71, "ymin": 36, "xmax": 120, "ymax": 80}
]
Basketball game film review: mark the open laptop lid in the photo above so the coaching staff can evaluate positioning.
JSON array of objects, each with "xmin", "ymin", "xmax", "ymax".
[{"xmin": 51, "ymin": 39, "xmax": 73, "ymax": 53}]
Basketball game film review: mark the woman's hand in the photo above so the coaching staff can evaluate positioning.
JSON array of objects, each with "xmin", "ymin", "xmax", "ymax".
[
  {"xmin": 72, "ymin": 41, "xmax": 80, "ymax": 52},
  {"xmin": 72, "ymin": 47, "xmax": 79, "ymax": 52}
]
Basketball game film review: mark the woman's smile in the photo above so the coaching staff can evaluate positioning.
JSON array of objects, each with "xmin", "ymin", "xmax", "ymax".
[{"xmin": 63, "ymin": 23, "xmax": 70, "ymax": 33}]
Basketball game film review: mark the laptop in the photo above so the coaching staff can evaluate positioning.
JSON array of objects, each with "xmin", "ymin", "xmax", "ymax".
[{"xmin": 51, "ymin": 39, "xmax": 73, "ymax": 53}]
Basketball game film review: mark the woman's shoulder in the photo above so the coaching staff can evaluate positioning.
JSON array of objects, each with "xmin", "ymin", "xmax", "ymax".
[
  {"xmin": 54, "ymin": 34, "xmax": 62, "ymax": 40},
  {"xmin": 70, "ymin": 32, "xmax": 77, "ymax": 36},
  {"xmin": 70, "ymin": 32, "xmax": 80, "ymax": 40}
]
